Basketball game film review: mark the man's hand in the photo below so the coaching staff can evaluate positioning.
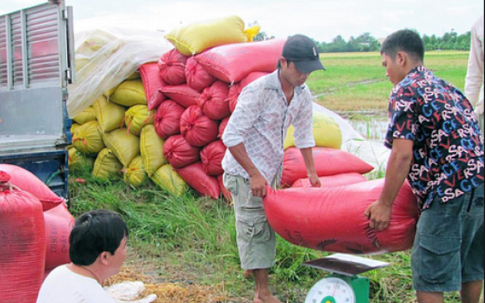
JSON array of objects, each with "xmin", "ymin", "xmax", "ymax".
[
  {"xmin": 249, "ymin": 172, "xmax": 268, "ymax": 197},
  {"xmin": 364, "ymin": 200, "xmax": 392, "ymax": 231},
  {"xmin": 308, "ymin": 173, "xmax": 321, "ymax": 187}
]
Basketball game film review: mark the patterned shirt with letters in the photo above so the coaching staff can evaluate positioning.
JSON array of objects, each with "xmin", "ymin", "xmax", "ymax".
[
  {"xmin": 385, "ymin": 66, "xmax": 484, "ymax": 210},
  {"xmin": 222, "ymin": 70, "xmax": 315, "ymax": 184}
]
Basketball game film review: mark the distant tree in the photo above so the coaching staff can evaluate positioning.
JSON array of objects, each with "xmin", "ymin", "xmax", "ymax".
[{"xmin": 247, "ymin": 21, "xmax": 274, "ymax": 41}]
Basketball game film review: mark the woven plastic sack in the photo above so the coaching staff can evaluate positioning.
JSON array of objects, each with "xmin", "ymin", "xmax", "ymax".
[
  {"xmin": 292, "ymin": 172, "xmax": 367, "ymax": 188},
  {"xmin": 218, "ymin": 117, "xmax": 230, "ymax": 140},
  {"xmin": 93, "ymin": 95, "xmax": 126, "ymax": 133},
  {"xmin": 180, "ymin": 105, "xmax": 218, "ymax": 147},
  {"xmin": 92, "ymin": 148, "xmax": 123, "ymax": 180},
  {"xmin": 175, "ymin": 162, "xmax": 220, "ymax": 200},
  {"xmin": 217, "ymin": 174, "xmax": 232, "ymax": 203},
  {"xmin": 138, "ymin": 62, "xmax": 167, "ymax": 111},
  {"xmin": 194, "ymin": 39, "xmax": 285, "ymax": 84},
  {"xmin": 73, "ymin": 106, "xmax": 96, "ymax": 124},
  {"xmin": 200, "ymin": 140, "xmax": 226, "ymax": 176},
  {"xmin": 0, "ymin": 174, "xmax": 45, "ymax": 303},
  {"xmin": 123, "ymin": 156, "xmax": 147, "ymax": 188},
  {"xmin": 165, "ymin": 15, "xmax": 255, "ymax": 56},
  {"xmin": 72, "ymin": 121, "xmax": 104, "ymax": 155},
  {"xmin": 0, "ymin": 164, "xmax": 64, "ymax": 212},
  {"xmin": 163, "ymin": 135, "xmax": 200, "ymax": 169},
  {"xmin": 263, "ymin": 179, "xmax": 420, "ymax": 254},
  {"xmin": 110, "ymin": 80, "xmax": 147, "ymax": 107},
  {"xmin": 44, "ymin": 203, "xmax": 74, "ymax": 270},
  {"xmin": 281, "ymin": 147, "xmax": 374, "ymax": 187},
  {"xmin": 150, "ymin": 164, "xmax": 187, "ymax": 197},
  {"xmin": 124, "ymin": 105, "xmax": 155, "ymax": 136},
  {"xmin": 197, "ymin": 81, "xmax": 231, "ymax": 120},
  {"xmin": 140, "ymin": 125, "xmax": 166, "ymax": 176},
  {"xmin": 159, "ymin": 84, "xmax": 200, "ymax": 108},
  {"xmin": 154, "ymin": 100, "xmax": 185, "ymax": 139},
  {"xmin": 185, "ymin": 56, "xmax": 216, "ymax": 92},
  {"xmin": 101, "ymin": 128, "xmax": 140, "ymax": 166},
  {"xmin": 227, "ymin": 71, "xmax": 269, "ymax": 112},
  {"xmin": 68, "ymin": 147, "xmax": 95, "ymax": 173},
  {"xmin": 284, "ymin": 110, "xmax": 342, "ymax": 150},
  {"xmin": 158, "ymin": 48, "xmax": 187, "ymax": 85}
]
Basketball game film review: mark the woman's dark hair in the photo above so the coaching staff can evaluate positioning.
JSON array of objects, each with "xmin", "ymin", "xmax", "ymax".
[
  {"xmin": 69, "ymin": 209, "xmax": 128, "ymax": 266},
  {"xmin": 380, "ymin": 29, "xmax": 424, "ymax": 63}
]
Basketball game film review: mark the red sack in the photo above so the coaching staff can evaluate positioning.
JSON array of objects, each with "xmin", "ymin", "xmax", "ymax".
[
  {"xmin": 160, "ymin": 84, "xmax": 200, "ymax": 108},
  {"xmin": 0, "ymin": 172, "xmax": 46, "ymax": 303},
  {"xmin": 292, "ymin": 172, "xmax": 367, "ymax": 188},
  {"xmin": 175, "ymin": 162, "xmax": 220, "ymax": 200},
  {"xmin": 44, "ymin": 202, "xmax": 74, "ymax": 270},
  {"xmin": 180, "ymin": 105, "xmax": 218, "ymax": 147},
  {"xmin": 263, "ymin": 179, "xmax": 420, "ymax": 254},
  {"xmin": 0, "ymin": 164, "xmax": 64, "ymax": 211},
  {"xmin": 138, "ymin": 62, "xmax": 167, "ymax": 111},
  {"xmin": 217, "ymin": 174, "xmax": 232, "ymax": 203},
  {"xmin": 158, "ymin": 48, "xmax": 187, "ymax": 85},
  {"xmin": 281, "ymin": 147, "xmax": 374, "ymax": 187},
  {"xmin": 194, "ymin": 39, "xmax": 286, "ymax": 83},
  {"xmin": 197, "ymin": 81, "xmax": 231, "ymax": 120},
  {"xmin": 200, "ymin": 140, "xmax": 226, "ymax": 176},
  {"xmin": 218, "ymin": 117, "xmax": 230, "ymax": 139},
  {"xmin": 227, "ymin": 82, "xmax": 240, "ymax": 113},
  {"xmin": 185, "ymin": 56, "xmax": 216, "ymax": 92},
  {"xmin": 154, "ymin": 100, "xmax": 185, "ymax": 139},
  {"xmin": 163, "ymin": 134, "xmax": 200, "ymax": 169}
]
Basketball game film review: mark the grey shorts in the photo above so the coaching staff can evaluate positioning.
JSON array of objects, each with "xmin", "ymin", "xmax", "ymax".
[
  {"xmin": 223, "ymin": 173, "xmax": 276, "ymax": 270},
  {"xmin": 411, "ymin": 183, "xmax": 484, "ymax": 292}
]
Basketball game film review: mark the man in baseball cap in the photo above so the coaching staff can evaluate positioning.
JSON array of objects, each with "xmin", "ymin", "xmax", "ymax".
[{"xmin": 282, "ymin": 34, "xmax": 326, "ymax": 73}]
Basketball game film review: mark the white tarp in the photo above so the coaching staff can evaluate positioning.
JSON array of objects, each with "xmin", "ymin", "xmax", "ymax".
[{"xmin": 67, "ymin": 28, "xmax": 173, "ymax": 118}]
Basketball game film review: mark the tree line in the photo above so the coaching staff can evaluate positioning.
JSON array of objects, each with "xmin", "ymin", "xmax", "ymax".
[{"xmin": 253, "ymin": 25, "xmax": 472, "ymax": 53}]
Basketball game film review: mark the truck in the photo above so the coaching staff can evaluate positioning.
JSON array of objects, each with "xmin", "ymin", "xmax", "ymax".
[{"xmin": 0, "ymin": 1, "xmax": 75, "ymax": 201}]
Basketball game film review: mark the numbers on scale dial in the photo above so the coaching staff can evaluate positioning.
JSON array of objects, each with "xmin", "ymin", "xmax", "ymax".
[{"xmin": 305, "ymin": 277, "xmax": 356, "ymax": 303}]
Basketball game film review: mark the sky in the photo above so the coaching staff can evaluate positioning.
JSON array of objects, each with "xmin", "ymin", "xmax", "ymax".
[{"xmin": 1, "ymin": 0, "xmax": 484, "ymax": 43}]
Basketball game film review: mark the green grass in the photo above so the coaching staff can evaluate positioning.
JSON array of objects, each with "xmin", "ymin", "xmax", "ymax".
[{"xmin": 67, "ymin": 50, "xmax": 478, "ymax": 302}]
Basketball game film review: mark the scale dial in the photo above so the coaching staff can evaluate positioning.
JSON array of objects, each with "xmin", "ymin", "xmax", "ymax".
[{"xmin": 305, "ymin": 277, "xmax": 356, "ymax": 303}]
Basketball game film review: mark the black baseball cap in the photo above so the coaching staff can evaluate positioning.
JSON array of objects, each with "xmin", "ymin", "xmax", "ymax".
[{"xmin": 282, "ymin": 34, "xmax": 325, "ymax": 73}]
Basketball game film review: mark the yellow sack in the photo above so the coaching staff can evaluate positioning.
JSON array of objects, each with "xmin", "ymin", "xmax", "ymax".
[
  {"xmin": 126, "ymin": 71, "xmax": 140, "ymax": 80},
  {"xmin": 72, "ymin": 121, "xmax": 104, "ymax": 155},
  {"xmin": 165, "ymin": 15, "xmax": 257, "ymax": 56},
  {"xmin": 92, "ymin": 148, "xmax": 123, "ymax": 180},
  {"xmin": 123, "ymin": 155, "xmax": 147, "ymax": 187},
  {"xmin": 284, "ymin": 111, "xmax": 342, "ymax": 150},
  {"xmin": 140, "ymin": 125, "xmax": 166, "ymax": 176},
  {"xmin": 100, "ymin": 128, "xmax": 140, "ymax": 166},
  {"xmin": 71, "ymin": 123, "xmax": 81, "ymax": 135},
  {"xmin": 68, "ymin": 147, "xmax": 94, "ymax": 173},
  {"xmin": 73, "ymin": 106, "xmax": 96, "ymax": 124},
  {"xmin": 110, "ymin": 79, "xmax": 147, "ymax": 107},
  {"xmin": 150, "ymin": 164, "xmax": 187, "ymax": 197},
  {"xmin": 124, "ymin": 105, "xmax": 155, "ymax": 136},
  {"xmin": 93, "ymin": 95, "xmax": 126, "ymax": 133},
  {"xmin": 104, "ymin": 84, "xmax": 120, "ymax": 98}
]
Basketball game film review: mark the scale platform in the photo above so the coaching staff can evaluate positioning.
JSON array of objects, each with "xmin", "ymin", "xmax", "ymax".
[{"xmin": 302, "ymin": 254, "xmax": 389, "ymax": 303}]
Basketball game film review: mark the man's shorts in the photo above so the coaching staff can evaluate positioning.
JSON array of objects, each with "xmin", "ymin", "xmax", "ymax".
[
  {"xmin": 223, "ymin": 173, "xmax": 276, "ymax": 270},
  {"xmin": 411, "ymin": 183, "xmax": 484, "ymax": 292}
]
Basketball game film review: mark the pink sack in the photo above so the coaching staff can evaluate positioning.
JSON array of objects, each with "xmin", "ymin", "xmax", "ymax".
[
  {"xmin": 217, "ymin": 174, "xmax": 232, "ymax": 203},
  {"xmin": 160, "ymin": 84, "xmax": 200, "ymax": 108},
  {"xmin": 185, "ymin": 56, "xmax": 216, "ymax": 92},
  {"xmin": 281, "ymin": 147, "xmax": 374, "ymax": 187},
  {"xmin": 194, "ymin": 39, "xmax": 285, "ymax": 83},
  {"xmin": 175, "ymin": 162, "xmax": 220, "ymax": 200},
  {"xmin": 154, "ymin": 100, "xmax": 185, "ymax": 139},
  {"xmin": 158, "ymin": 48, "xmax": 187, "ymax": 85},
  {"xmin": 263, "ymin": 179, "xmax": 420, "ymax": 254},
  {"xmin": 44, "ymin": 203, "xmax": 74, "ymax": 270},
  {"xmin": 292, "ymin": 172, "xmax": 367, "ymax": 188},
  {"xmin": 163, "ymin": 134, "xmax": 200, "ymax": 169},
  {"xmin": 218, "ymin": 117, "xmax": 230, "ymax": 140},
  {"xmin": 227, "ymin": 82, "xmax": 241, "ymax": 113},
  {"xmin": 200, "ymin": 140, "xmax": 226, "ymax": 176},
  {"xmin": 0, "ymin": 164, "xmax": 64, "ymax": 211},
  {"xmin": 180, "ymin": 105, "xmax": 219, "ymax": 147},
  {"xmin": 138, "ymin": 62, "xmax": 167, "ymax": 111},
  {"xmin": 197, "ymin": 81, "xmax": 231, "ymax": 120}
]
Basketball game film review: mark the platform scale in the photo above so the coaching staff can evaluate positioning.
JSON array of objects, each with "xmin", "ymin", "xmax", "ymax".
[{"xmin": 303, "ymin": 253, "xmax": 389, "ymax": 303}]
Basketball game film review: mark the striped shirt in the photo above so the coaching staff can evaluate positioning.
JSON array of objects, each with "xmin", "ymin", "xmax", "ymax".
[{"xmin": 221, "ymin": 70, "xmax": 315, "ymax": 184}]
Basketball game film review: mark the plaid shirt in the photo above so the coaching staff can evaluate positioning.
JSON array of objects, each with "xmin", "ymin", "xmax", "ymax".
[{"xmin": 222, "ymin": 70, "xmax": 315, "ymax": 184}]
